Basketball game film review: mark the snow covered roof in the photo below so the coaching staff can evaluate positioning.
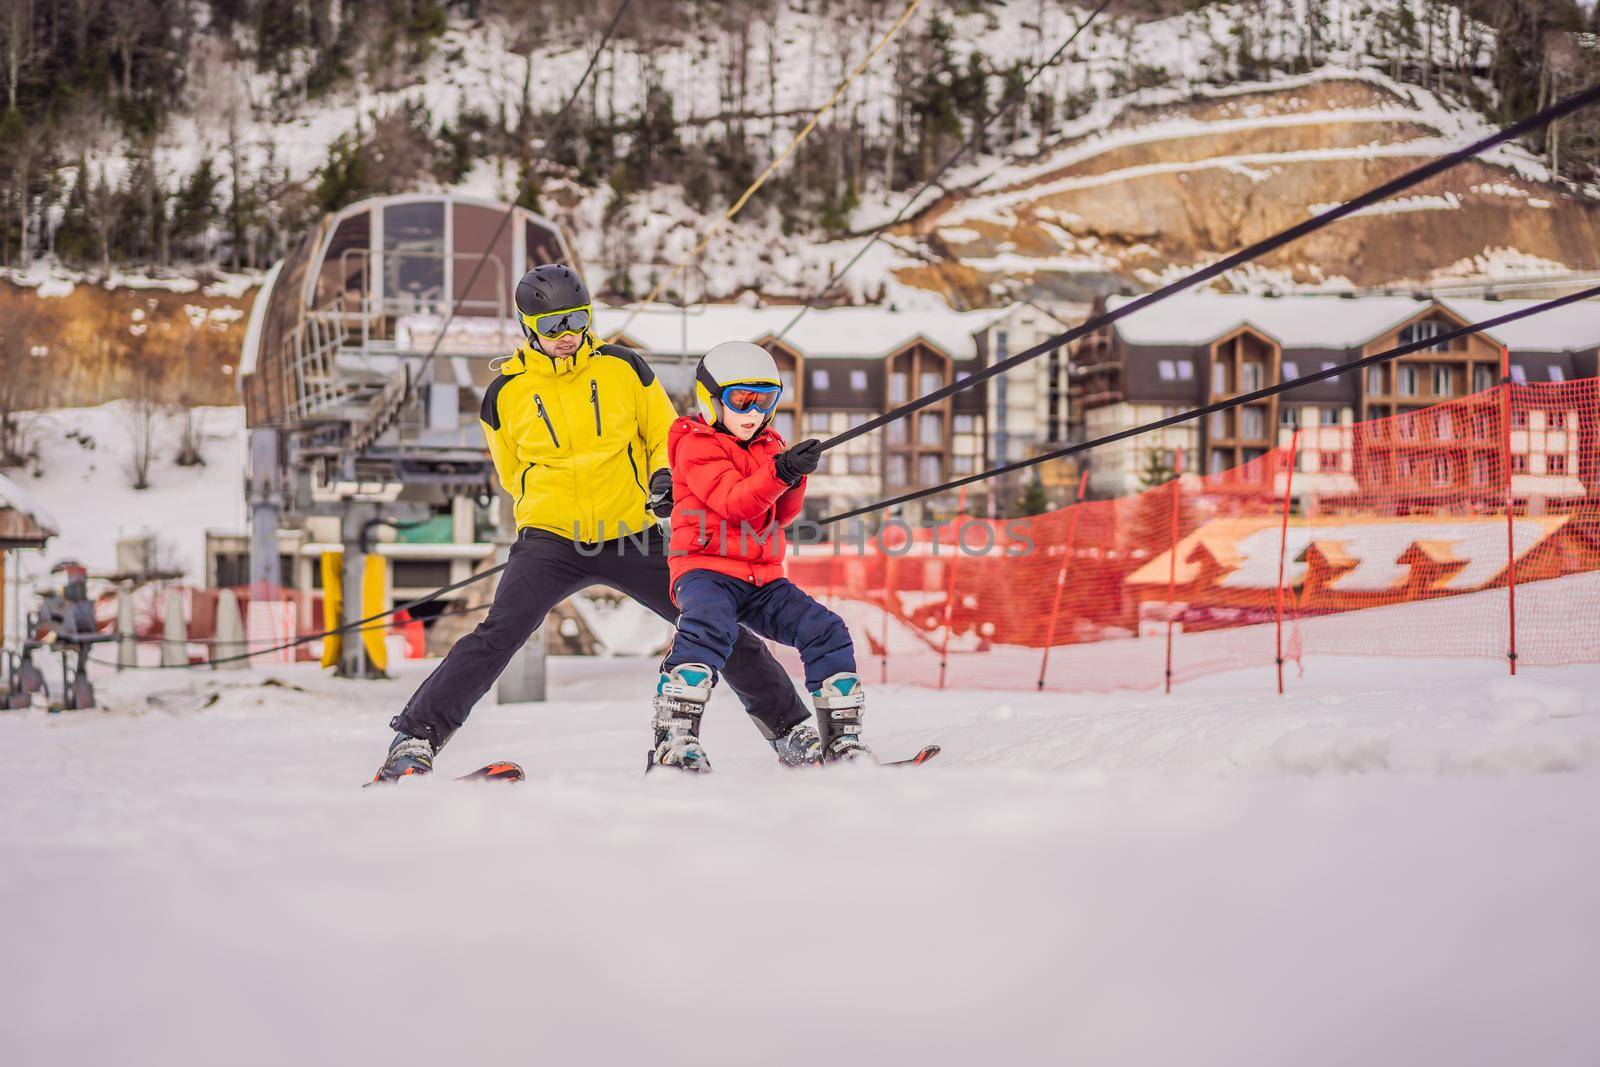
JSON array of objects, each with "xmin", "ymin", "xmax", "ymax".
[
  {"xmin": 1104, "ymin": 293, "xmax": 1600, "ymax": 352},
  {"xmin": 1437, "ymin": 298, "xmax": 1600, "ymax": 353},
  {"xmin": 601, "ymin": 303, "xmax": 1008, "ymax": 361},
  {"xmin": 0, "ymin": 469, "xmax": 61, "ymax": 543},
  {"xmin": 1127, "ymin": 515, "xmax": 1566, "ymax": 593}
]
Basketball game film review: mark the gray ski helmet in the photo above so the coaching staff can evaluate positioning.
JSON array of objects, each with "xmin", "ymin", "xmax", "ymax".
[
  {"xmin": 695, "ymin": 341, "xmax": 782, "ymax": 425},
  {"xmin": 516, "ymin": 265, "xmax": 591, "ymax": 340}
]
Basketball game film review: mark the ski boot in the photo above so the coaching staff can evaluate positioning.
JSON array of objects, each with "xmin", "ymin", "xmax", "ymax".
[
  {"xmin": 770, "ymin": 721, "xmax": 824, "ymax": 768},
  {"xmin": 649, "ymin": 664, "xmax": 714, "ymax": 774},
  {"xmin": 371, "ymin": 731, "xmax": 435, "ymax": 783},
  {"xmin": 812, "ymin": 672, "xmax": 873, "ymax": 763}
]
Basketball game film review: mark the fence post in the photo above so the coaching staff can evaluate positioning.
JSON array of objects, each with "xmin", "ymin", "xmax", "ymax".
[
  {"xmin": 1500, "ymin": 346, "xmax": 1518, "ymax": 676},
  {"xmin": 937, "ymin": 488, "xmax": 967, "ymax": 690},
  {"xmin": 1037, "ymin": 470, "xmax": 1089, "ymax": 691},
  {"xmin": 879, "ymin": 547, "xmax": 895, "ymax": 685},
  {"xmin": 1164, "ymin": 449, "xmax": 1184, "ymax": 696},
  {"xmin": 1276, "ymin": 431, "xmax": 1300, "ymax": 696}
]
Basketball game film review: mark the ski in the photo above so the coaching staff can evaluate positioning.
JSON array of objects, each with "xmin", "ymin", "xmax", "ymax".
[
  {"xmin": 364, "ymin": 760, "xmax": 525, "ymax": 787},
  {"xmin": 454, "ymin": 761, "xmax": 526, "ymax": 783},
  {"xmin": 882, "ymin": 744, "xmax": 941, "ymax": 767}
]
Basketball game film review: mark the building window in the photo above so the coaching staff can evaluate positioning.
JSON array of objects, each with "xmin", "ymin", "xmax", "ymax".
[
  {"xmin": 773, "ymin": 412, "xmax": 794, "ymax": 440},
  {"xmin": 811, "ymin": 368, "xmax": 830, "ymax": 390},
  {"xmin": 1549, "ymin": 452, "xmax": 1569, "ymax": 474},
  {"xmin": 1431, "ymin": 365, "xmax": 1453, "ymax": 396},
  {"xmin": 919, "ymin": 370, "xmax": 942, "ymax": 396},
  {"xmin": 1281, "ymin": 361, "xmax": 1299, "ymax": 380},
  {"xmin": 1511, "ymin": 409, "xmax": 1530, "ymax": 429},
  {"xmin": 1158, "ymin": 360, "xmax": 1178, "ymax": 381},
  {"xmin": 1208, "ymin": 451, "xmax": 1227, "ymax": 475},
  {"xmin": 1547, "ymin": 408, "xmax": 1568, "ymax": 429},
  {"xmin": 1321, "ymin": 406, "xmax": 1343, "ymax": 426},
  {"xmin": 804, "ymin": 411, "xmax": 831, "ymax": 435},
  {"xmin": 1177, "ymin": 361, "xmax": 1194, "ymax": 380},
  {"xmin": 953, "ymin": 414, "xmax": 977, "ymax": 434},
  {"xmin": 1241, "ymin": 363, "xmax": 1265, "ymax": 391},
  {"xmin": 1433, "ymin": 456, "xmax": 1451, "ymax": 486},
  {"xmin": 848, "ymin": 453, "xmax": 872, "ymax": 475},
  {"xmin": 1396, "ymin": 456, "xmax": 1413, "ymax": 478},
  {"xmin": 1321, "ymin": 361, "xmax": 1338, "ymax": 373},
  {"xmin": 887, "ymin": 420, "xmax": 908, "ymax": 445},
  {"xmin": 1367, "ymin": 366, "xmax": 1384, "ymax": 394},
  {"xmin": 1280, "ymin": 407, "xmax": 1300, "ymax": 430},
  {"xmin": 1549, "ymin": 366, "xmax": 1566, "ymax": 382},
  {"xmin": 779, "ymin": 370, "xmax": 796, "ymax": 396},
  {"xmin": 1398, "ymin": 366, "xmax": 1420, "ymax": 397},
  {"xmin": 1400, "ymin": 319, "xmax": 1451, "ymax": 351},
  {"xmin": 889, "ymin": 372, "xmax": 908, "ymax": 404},
  {"xmin": 1211, "ymin": 362, "xmax": 1228, "ymax": 394},
  {"xmin": 1397, "ymin": 416, "xmax": 1419, "ymax": 441},
  {"xmin": 1473, "ymin": 366, "xmax": 1494, "ymax": 393},
  {"xmin": 952, "ymin": 455, "xmax": 975, "ymax": 475},
  {"xmin": 849, "ymin": 369, "xmax": 869, "ymax": 392},
  {"xmin": 1319, "ymin": 450, "xmax": 1342, "ymax": 472},
  {"xmin": 918, "ymin": 455, "xmax": 943, "ymax": 485},
  {"xmin": 1238, "ymin": 406, "xmax": 1265, "ymax": 439},
  {"xmin": 847, "ymin": 412, "xmax": 870, "ymax": 430},
  {"xmin": 1209, "ymin": 410, "xmax": 1229, "ymax": 437},
  {"xmin": 888, "ymin": 454, "xmax": 909, "ymax": 485},
  {"xmin": 1471, "ymin": 458, "xmax": 1489, "ymax": 485},
  {"xmin": 1510, "ymin": 365, "xmax": 1528, "ymax": 384},
  {"xmin": 1436, "ymin": 411, "xmax": 1454, "ymax": 440},
  {"xmin": 1511, "ymin": 453, "xmax": 1530, "ymax": 474},
  {"xmin": 918, "ymin": 414, "xmax": 943, "ymax": 446}
]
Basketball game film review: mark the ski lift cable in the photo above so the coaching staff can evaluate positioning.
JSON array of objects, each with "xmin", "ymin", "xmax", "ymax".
[
  {"xmin": 771, "ymin": 0, "xmax": 1117, "ymax": 345},
  {"xmin": 400, "ymin": 0, "xmax": 635, "ymax": 402},
  {"xmin": 816, "ymin": 283, "xmax": 1600, "ymax": 527},
  {"xmin": 812, "ymin": 79, "xmax": 1600, "ymax": 456},
  {"xmin": 608, "ymin": 0, "xmax": 929, "ymax": 343}
]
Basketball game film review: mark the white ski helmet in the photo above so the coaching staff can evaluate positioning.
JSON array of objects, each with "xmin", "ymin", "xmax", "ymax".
[{"xmin": 694, "ymin": 341, "xmax": 783, "ymax": 425}]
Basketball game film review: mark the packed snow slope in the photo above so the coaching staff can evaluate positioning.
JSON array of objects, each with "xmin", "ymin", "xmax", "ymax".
[{"xmin": 4, "ymin": 653, "xmax": 1599, "ymax": 1066}]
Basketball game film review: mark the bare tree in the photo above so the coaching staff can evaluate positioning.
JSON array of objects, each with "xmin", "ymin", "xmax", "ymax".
[{"xmin": 2, "ymin": 0, "xmax": 36, "ymax": 111}]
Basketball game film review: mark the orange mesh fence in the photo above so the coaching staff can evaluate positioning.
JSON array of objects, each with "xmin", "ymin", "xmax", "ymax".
[{"xmin": 789, "ymin": 379, "xmax": 1600, "ymax": 693}]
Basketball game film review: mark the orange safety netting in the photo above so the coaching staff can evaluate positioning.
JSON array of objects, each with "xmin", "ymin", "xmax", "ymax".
[{"xmin": 788, "ymin": 379, "xmax": 1600, "ymax": 693}]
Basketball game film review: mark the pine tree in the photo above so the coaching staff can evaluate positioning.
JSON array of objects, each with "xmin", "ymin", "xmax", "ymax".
[{"xmin": 1139, "ymin": 447, "xmax": 1177, "ymax": 488}]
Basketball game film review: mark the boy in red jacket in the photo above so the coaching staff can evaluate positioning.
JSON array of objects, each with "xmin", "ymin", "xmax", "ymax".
[{"xmin": 651, "ymin": 341, "xmax": 870, "ymax": 773}]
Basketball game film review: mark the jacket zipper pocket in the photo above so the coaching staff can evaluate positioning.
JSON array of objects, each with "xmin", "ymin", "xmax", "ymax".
[
  {"xmin": 625, "ymin": 442, "xmax": 644, "ymax": 492},
  {"xmin": 516, "ymin": 461, "xmax": 535, "ymax": 506},
  {"xmin": 534, "ymin": 395, "xmax": 560, "ymax": 447},
  {"xmin": 590, "ymin": 379, "xmax": 602, "ymax": 436}
]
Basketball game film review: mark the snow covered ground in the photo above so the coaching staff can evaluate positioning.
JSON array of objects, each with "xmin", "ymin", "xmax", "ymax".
[{"xmin": 4, "ymin": 653, "xmax": 1600, "ymax": 1065}]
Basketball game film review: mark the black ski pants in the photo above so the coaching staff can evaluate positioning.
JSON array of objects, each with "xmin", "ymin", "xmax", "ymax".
[{"xmin": 391, "ymin": 528, "xmax": 810, "ymax": 748}]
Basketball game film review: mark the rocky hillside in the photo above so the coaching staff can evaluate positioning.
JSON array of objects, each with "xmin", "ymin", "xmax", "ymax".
[{"xmin": 896, "ymin": 69, "xmax": 1600, "ymax": 304}]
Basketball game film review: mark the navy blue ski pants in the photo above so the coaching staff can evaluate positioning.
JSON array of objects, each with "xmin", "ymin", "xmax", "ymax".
[{"xmin": 665, "ymin": 572, "xmax": 856, "ymax": 692}]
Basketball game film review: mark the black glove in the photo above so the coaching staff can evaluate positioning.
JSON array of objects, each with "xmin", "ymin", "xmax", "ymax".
[
  {"xmin": 774, "ymin": 439, "xmax": 824, "ymax": 486},
  {"xmin": 648, "ymin": 469, "xmax": 674, "ymax": 517}
]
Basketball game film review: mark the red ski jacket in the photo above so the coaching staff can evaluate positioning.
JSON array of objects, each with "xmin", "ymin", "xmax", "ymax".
[{"xmin": 667, "ymin": 415, "xmax": 807, "ymax": 591}]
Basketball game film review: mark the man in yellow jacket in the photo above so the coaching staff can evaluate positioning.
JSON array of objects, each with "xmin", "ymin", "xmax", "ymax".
[{"xmin": 374, "ymin": 265, "xmax": 820, "ymax": 780}]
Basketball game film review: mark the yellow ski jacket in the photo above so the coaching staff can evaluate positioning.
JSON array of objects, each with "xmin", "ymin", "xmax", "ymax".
[{"xmin": 479, "ymin": 336, "xmax": 677, "ymax": 542}]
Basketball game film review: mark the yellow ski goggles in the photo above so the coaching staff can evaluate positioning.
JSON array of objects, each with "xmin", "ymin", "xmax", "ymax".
[{"xmin": 522, "ymin": 306, "xmax": 592, "ymax": 338}]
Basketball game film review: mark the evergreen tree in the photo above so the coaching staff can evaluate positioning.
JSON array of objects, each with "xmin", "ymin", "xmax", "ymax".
[{"xmin": 1139, "ymin": 447, "xmax": 1178, "ymax": 488}]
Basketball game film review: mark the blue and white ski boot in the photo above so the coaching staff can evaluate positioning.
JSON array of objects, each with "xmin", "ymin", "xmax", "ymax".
[
  {"xmin": 649, "ymin": 663, "xmax": 714, "ymax": 774},
  {"xmin": 812, "ymin": 672, "xmax": 873, "ymax": 763}
]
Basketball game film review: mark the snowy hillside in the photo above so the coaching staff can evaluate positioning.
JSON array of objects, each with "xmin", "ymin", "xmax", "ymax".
[
  {"xmin": 3, "ymin": 403, "xmax": 247, "ymax": 585},
  {"xmin": 8, "ymin": 0, "xmax": 1598, "ymax": 314},
  {"xmin": 4, "ymin": 652, "xmax": 1599, "ymax": 1064}
]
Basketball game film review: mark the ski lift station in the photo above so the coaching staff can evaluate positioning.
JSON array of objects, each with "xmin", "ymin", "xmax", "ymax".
[{"xmin": 234, "ymin": 194, "xmax": 579, "ymax": 674}]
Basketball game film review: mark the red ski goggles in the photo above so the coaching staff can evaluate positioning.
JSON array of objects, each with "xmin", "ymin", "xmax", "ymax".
[{"xmin": 720, "ymin": 384, "xmax": 782, "ymax": 414}]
